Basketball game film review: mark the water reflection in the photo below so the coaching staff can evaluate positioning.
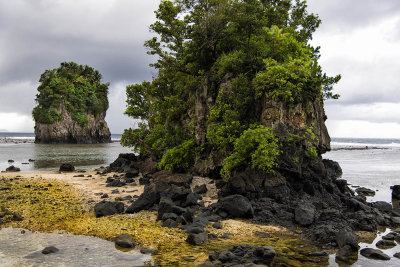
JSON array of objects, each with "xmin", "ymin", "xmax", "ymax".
[{"xmin": 0, "ymin": 142, "xmax": 131, "ymax": 172}]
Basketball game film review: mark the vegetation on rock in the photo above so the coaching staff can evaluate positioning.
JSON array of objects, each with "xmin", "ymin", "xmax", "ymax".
[
  {"xmin": 32, "ymin": 62, "xmax": 109, "ymax": 127},
  {"xmin": 122, "ymin": 0, "xmax": 340, "ymax": 177}
]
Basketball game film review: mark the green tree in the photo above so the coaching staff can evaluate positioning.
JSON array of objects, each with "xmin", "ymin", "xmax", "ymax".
[
  {"xmin": 32, "ymin": 62, "xmax": 109, "ymax": 127},
  {"xmin": 122, "ymin": 0, "xmax": 340, "ymax": 178}
]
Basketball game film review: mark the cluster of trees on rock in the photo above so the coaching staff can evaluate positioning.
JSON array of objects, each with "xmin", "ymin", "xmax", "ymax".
[
  {"xmin": 32, "ymin": 62, "xmax": 109, "ymax": 127},
  {"xmin": 121, "ymin": 0, "xmax": 340, "ymax": 179}
]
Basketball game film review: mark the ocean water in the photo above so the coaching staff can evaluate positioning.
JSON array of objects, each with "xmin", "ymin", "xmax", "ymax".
[
  {"xmin": 0, "ymin": 132, "xmax": 130, "ymax": 172},
  {"xmin": 325, "ymin": 137, "xmax": 400, "ymax": 203}
]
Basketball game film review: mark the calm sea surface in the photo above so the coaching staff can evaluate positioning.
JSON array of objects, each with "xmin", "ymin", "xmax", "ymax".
[{"xmin": 0, "ymin": 132, "xmax": 131, "ymax": 172}]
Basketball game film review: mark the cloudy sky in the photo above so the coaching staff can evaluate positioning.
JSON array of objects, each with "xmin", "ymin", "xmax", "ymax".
[{"xmin": 0, "ymin": 0, "xmax": 399, "ymax": 138}]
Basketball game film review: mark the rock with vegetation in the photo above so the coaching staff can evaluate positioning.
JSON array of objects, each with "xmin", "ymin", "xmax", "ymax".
[
  {"xmin": 114, "ymin": 0, "xmax": 399, "ymax": 251},
  {"xmin": 32, "ymin": 62, "xmax": 111, "ymax": 144}
]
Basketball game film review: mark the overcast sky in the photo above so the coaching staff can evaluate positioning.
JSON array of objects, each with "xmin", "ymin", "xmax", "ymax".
[{"xmin": 0, "ymin": 0, "xmax": 399, "ymax": 138}]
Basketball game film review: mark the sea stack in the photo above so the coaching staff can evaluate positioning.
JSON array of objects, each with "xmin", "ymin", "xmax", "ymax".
[{"xmin": 33, "ymin": 62, "xmax": 111, "ymax": 144}]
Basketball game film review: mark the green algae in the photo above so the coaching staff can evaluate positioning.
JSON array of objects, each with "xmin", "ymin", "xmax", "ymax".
[{"xmin": 0, "ymin": 177, "xmax": 331, "ymax": 266}]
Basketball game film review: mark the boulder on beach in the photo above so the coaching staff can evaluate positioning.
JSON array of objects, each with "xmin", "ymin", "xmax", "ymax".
[
  {"xmin": 94, "ymin": 201, "xmax": 124, "ymax": 217},
  {"xmin": 215, "ymin": 195, "xmax": 254, "ymax": 219},
  {"xmin": 59, "ymin": 163, "xmax": 75, "ymax": 172},
  {"xmin": 5, "ymin": 165, "xmax": 20, "ymax": 172},
  {"xmin": 42, "ymin": 246, "xmax": 59, "ymax": 254},
  {"xmin": 114, "ymin": 233, "xmax": 135, "ymax": 248}
]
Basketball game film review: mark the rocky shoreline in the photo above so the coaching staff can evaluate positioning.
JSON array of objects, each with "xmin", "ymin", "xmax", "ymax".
[{"xmin": 2, "ymin": 154, "xmax": 400, "ymax": 266}]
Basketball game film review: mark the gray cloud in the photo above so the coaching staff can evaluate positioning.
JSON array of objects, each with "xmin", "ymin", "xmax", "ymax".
[{"xmin": 307, "ymin": 0, "xmax": 400, "ymax": 32}]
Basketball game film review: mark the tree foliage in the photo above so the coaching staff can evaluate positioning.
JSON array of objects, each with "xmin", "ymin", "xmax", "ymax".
[
  {"xmin": 32, "ymin": 62, "xmax": 109, "ymax": 127},
  {"xmin": 122, "ymin": 0, "xmax": 340, "ymax": 177}
]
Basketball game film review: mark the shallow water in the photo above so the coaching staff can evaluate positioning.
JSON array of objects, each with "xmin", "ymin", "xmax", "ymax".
[
  {"xmin": 328, "ymin": 228, "xmax": 400, "ymax": 267},
  {"xmin": 0, "ymin": 142, "xmax": 131, "ymax": 172},
  {"xmin": 0, "ymin": 228, "xmax": 151, "ymax": 267}
]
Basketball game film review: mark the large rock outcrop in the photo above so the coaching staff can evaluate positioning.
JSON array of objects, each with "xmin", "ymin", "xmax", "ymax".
[{"xmin": 34, "ymin": 104, "xmax": 111, "ymax": 144}]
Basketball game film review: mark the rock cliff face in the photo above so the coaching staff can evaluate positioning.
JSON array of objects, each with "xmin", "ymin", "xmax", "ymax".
[
  {"xmin": 261, "ymin": 93, "xmax": 331, "ymax": 153},
  {"xmin": 34, "ymin": 104, "xmax": 111, "ymax": 144}
]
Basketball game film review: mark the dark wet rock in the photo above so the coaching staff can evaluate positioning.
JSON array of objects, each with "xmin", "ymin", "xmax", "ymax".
[
  {"xmin": 212, "ymin": 222, "xmax": 222, "ymax": 229},
  {"xmin": 28, "ymin": 159, "xmax": 35, "ymax": 162},
  {"xmin": 323, "ymin": 159, "xmax": 342, "ymax": 180},
  {"xmin": 309, "ymin": 251, "xmax": 329, "ymax": 257},
  {"xmin": 6, "ymin": 165, "xmax": 20, "ymax": 172},
  {"xmin": 393, "ymin": 252, "xmax": 400, "ymax": 259},
  {"xmin": 208, "ymin": 233, "xmax": 218, "ymax": 240},
  {"xmin": 42, "ymin": 246, "xmax": 59, "ymax": 254},
  {"xmin": 125, "ymin": 168, "xmax": 139, "ymax": 178},
  {"xmin": 94, "ymin": 201, "xmax": 124, "ymax": 217},
  {"xmin": 391, "ymin": 185, "xmax": 400, "ymax": 200},
  {"xmin": 7, "ymin": 159, "xmax": 14, "ymax": 163},
  {"xmin": 382, "ymin": 232, "xmax": 398, "ymax": 240},
  {"xmin": 392, "ymin": 207, "xmax": 400, "ymax": 217},
  {"xmin": 115, "ymin": 233, "xmax": 135, "ymax": 248},
  {"xmin": 73, "ymin": 174, "xmax": 85, "ymax": 177},
  {"xmin": 100, "ymin": 193, "xmax": 109, "ymax": 199},
  {"xmin": 121, "ymin": 195, "xmax": 132, "ymax": 201},
  {"xmin": 140, "ymin": 248, "xmax": 158, "ymax": 255},
  {"xmin": 336, "ymin": 230, "xmax": 359, "ymax": 250},
  {"xmin": 11, "ymin": 213, "xmax": 23, "ymax": 221},
  {"xmin": 336, "ymin": 245, "xmax": 358, "ymax": 264},
  {"xmin": 220, "ymin": 233, "xmax": 232, "ymax": 239},
  {"xmin": 254, "ymin": 231, "xmax": 269, "ymax": 238},
  {"xmin": 208, "ymin": 244, "xmax": 276, "ymax": 266},
  {"xmin": 185, "ymin": 225, "xmax": 205, "ymax": 234},
  {"xmin": 335, "ymin": 179, "xmax": 348, "ymax": 194},
  {"xmin": 216, "ymin": 195, "xmax": 254, "ymax": 219},
  {"xmin": 376, "ymin": 239, "xmax": 396, "ymax": 249},
  {"xmin": 371, "ymin": 201, "xmax": 392, "ymax": 213},
  {"xmin": 162, "ymin": 218, "xmax": 179, "ymax": 228},
  {"xmin": 294, "ymin": 203, "xmax": 315, "ymax": 226},
  {"xmin": 106, "ymin": 153, "xmax": 138, "ymax": 173},
  {"xmin": 106, "ymin": 179, "xmax": 126, "ymax": 187},
  {"xmin": 360, "ymin": 248, "xmax": 390, "ymax": 260},
  {"xmin": 126, "ymin": 184, "xmax": 159, "ymax": 213},
  {"xmin": 391, "ymin": 217, "xmax": 400, "ymax": 225},
  {"xmin": 194, "ymin": 184, "xmax": 208, "ymax": 194},
  {"xmin": 186, "ymin": 232, "xmax": 208, "ymax": 246},
  {"xmin": 356, "ymin": 187, "xmax": 375, "ymax": 197},
  {"xmin": 59, "ymin": 163, "xmax": 75, "ymax": 172},
  {"xmin": 111, "ymin": 189, "xmax": 120, "ymax": 194}
]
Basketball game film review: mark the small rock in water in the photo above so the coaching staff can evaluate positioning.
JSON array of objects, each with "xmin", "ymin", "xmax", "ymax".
[
  {"xmin": 8, "ymin": 159, "xmax": 14, "ymax": 163},
  {"xmin": 355, "ymin": 187, "xmax": 375, "ymax": 197},
  {"xmin": 376, "ymin": 239, "xmax": 396, "ymax": 249},
  {"xmin": 393, "ymin": 252, "xmax": 400, "ymax": 259},
  {"xmin": 114, "ymin": 233, "xmax": 135, "ymax": 248},
  {"xmin": 28, "ymin": 159, "xmax": 35, "ymax": 162},
  {"xmin": 42, "ymin": 246, "xmax": 59, "ymax": 254},
  {"xmin": 360, "ymin": 248, "xmax": 390, "ymax": 260}
]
